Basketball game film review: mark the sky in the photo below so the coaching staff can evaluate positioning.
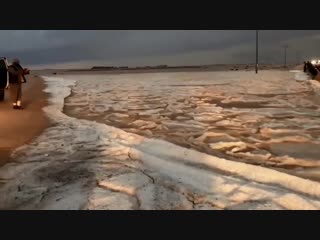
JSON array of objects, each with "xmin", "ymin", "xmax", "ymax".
[{"xmin": 0, "ymin": 30, "xmax": 320, "ymax": 68}]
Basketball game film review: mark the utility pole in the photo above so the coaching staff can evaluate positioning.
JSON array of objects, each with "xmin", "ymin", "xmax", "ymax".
[
  {"xmin": 283, "ymin": 45, "xmax": 288, "ymax": 68},
  {"xmin": 256, "ymin": 30, "xmax": 259, "ymax": 74}
]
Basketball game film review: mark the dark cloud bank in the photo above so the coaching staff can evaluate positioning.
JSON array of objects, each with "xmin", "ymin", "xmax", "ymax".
[{"xmin": 0, "ymin": 30, "xmax": 319, "ymax": 68}]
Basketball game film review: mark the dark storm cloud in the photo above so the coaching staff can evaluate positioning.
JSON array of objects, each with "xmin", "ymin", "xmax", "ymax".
[
  {"xmin": 0, "ymin": 30, "xmax": 320, "ymax": 66},
  {"xmin": 1, "ymin": 44, "xmax": 95, "ymax": 65}
]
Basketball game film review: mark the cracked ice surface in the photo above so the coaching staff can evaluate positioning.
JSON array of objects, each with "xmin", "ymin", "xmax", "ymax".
[
  {"xmin": 64, "ymin": 71, "xmax": 320, "ymax": 177},
  {"xmin": 2, "ymin": 72, "xmax": 320, "ymax": 210}
]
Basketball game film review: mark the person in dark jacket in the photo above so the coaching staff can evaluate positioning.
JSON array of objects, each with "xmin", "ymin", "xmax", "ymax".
[
  {"xmin": 0, "ymin": 57, "xmax": 9, "ymax": 101},
  {"xmin": 303, "ymin": 61, "xmax": 307, "ymax": 72},
  {"xmin": 7, "ymin": 58, "xmax": 26, "ymax": 109}
]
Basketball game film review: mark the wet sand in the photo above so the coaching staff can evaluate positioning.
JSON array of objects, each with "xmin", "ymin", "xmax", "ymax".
[{"xmin": 0, "ymin": 76, "xmax": 50, "ymax": 167}]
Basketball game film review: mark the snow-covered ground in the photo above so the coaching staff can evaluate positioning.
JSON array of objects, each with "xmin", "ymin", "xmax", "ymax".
[{"xmin": 1, "ymin": 70, "xmax": 320, "ymax": 210}]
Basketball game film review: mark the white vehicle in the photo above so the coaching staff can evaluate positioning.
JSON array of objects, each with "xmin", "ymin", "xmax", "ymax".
[{"xmin": 311, "ymin": 59, "xmax": 320, "ymax": 66}]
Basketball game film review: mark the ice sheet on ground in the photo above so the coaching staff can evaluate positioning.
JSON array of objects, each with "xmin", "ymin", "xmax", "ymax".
[
  {"xmin": 2, "ymin": 72, "xmax": 320, "ymax": 210},
  {"xmin": 293, "ymin": 71, "xmax": 311, "ymax": 81},
  {"xmin": 63, "ymin": 71, "xmax": 320, "ymax": 171}
]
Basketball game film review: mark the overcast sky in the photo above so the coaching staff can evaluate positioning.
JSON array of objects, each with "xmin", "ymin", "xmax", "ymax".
[{"xmin": 1, "ymin": 30, "xmax": 320, "ymax": 68}]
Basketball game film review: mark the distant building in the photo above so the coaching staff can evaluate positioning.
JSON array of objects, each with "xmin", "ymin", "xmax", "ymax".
[{"xmin": 91, "ymin": 66, "xmax": 116, "ymax": 70}]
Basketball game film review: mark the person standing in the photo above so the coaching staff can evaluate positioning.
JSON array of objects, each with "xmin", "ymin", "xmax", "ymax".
[
  {"xmin": 7, "ymin": 58, "xmax": 26, "ymax": 109},
  {"xmin": 0, "ymin": 57, "xmax": 9, "ymax": 101},
  {"xmin": 303, "ymin": 61, "xmax": 307, "ymax": 72}
]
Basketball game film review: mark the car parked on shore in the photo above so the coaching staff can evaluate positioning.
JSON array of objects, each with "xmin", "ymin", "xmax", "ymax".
[{"xmin": 303, "ymin": 60, "xmax": 320, "ymax": 78}]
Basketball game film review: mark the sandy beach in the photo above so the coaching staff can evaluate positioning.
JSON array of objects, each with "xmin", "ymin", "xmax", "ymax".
[{"xmin": 0, "ymin": 76, "xmax": 50, "ymax": 167}]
